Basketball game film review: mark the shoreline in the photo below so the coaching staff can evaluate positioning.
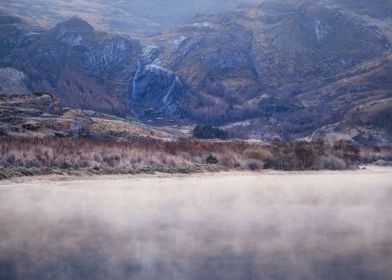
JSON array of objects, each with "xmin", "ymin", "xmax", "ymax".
[{"xmin": 1, "ymin": 165, "xmax": 390, "ymax": 185}]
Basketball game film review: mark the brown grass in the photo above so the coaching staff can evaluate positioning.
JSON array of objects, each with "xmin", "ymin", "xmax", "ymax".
[
  {"xmin": 0, "ymin": 136, "xmax": 374, "ymax": 179},
  {"xmin": 0, "ymin": 137, "xmax": 252, "ymax": 179}
]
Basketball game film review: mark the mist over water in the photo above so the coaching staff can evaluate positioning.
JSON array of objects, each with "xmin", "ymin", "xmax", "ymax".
[{"xmin": 0, "ymin": 168, "xmax": 392, "ymax": 279}]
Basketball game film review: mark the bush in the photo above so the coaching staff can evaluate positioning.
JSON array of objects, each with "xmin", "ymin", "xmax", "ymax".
[
  {"xmin": 0, "ymin": 135, "xmax": 362, "ymax": 179},
  {"xmin": 311, "ymin": 138, "xmax": 329, "ymax": 156},
  {"xmin": 294, "ymin": 141, "xmax": 317, "ymax": 170},
  {"xmin": 268, "ymin": 141, "xmax": 324, "ymax": 170},
  {"xmin": 333, "ymin": 140, "xmax": 360, "ymax": 164},
  {"xmin": 192, "ymin": 125, "xmax": 228, "ymax": 140},
  {"xmin": 239, "ymin": 146, "xmax": 272, "ymax": 171},
  {"xmin": 320, "ymin": 155, "xmax": 346, "ymax": 170},
  {"xmin": 242, "ymin": 147, "xmax": 272, "ymax": 162},
  {"xmin": 240, "ymin": 159, "xmax": 264, "ymax": 171},
  {"xmin": 206, "ymin": 154, "xmax": 218, "ymax": 164}
]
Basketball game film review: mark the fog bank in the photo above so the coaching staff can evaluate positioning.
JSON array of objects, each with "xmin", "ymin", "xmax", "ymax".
[{"xmin": 0, "ymin": 168, "xmax": 392, "ymax": 279}]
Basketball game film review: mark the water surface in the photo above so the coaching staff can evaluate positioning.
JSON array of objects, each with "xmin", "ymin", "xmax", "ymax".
[{"xmin": 0, "ymin": 168, "xmax": 391, "ymax": 279}]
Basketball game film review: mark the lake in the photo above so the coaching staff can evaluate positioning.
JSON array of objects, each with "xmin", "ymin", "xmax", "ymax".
[{"xmin": 0, "ymin": 167, "xmax": 391, "ymax": 279}]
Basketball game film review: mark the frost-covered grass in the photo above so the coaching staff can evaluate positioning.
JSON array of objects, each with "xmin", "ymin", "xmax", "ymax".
[{"xmin": 0, "ymin": 135, "xmax": 386, "ymax": 179}]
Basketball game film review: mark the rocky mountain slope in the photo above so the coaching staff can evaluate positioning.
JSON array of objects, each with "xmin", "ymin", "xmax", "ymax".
[
  {"xmin": 0, "ymin": 0, "xmax": 391, "ymax": 143},
  {"xmin": 0, "ymin": 92, "xmax": 173, "ymax": 140}
]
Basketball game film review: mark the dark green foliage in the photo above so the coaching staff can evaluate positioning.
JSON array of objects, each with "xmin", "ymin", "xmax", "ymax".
[
  {"xmin": 259, "ymin": 97, "xmax": 301, "ymax": 117},
  {"xmin": 206, "ymin": 154, "xmax": 218, "ymax": 164},
  {"xmin": 192, "ymin": 125, "xmax": 228, "ymax": 140}
]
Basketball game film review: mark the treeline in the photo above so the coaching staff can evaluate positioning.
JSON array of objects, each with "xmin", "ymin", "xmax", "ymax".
[{"xmin": 0, "ymin": 136, "xmax": 388, "ymax": 179}]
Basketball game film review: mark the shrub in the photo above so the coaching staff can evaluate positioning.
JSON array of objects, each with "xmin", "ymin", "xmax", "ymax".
[
  {"xmin": 0, "ymin": 135, "xmax": 362, "ymax": 179},
  {"xmin": 293, "ymin": 141, "xmax": 317, "ymax": 170},
  {"xmin": 266, "ymin": 145, "xmax": 289, "ymax": 170},
  {"xmin": 311, "ymin": 138, "xmax": 329, "ymax": 156},
  {"xmin": 192, "ymin": 125, "xmax": 228, "ymax": 140},
  {"xmin": 333, "ymin": 140, "xmax": 360, "ymax": 164},
  {"xmin": 320, "ymin": 155, "xmax": 346, "ymax": 170},
  {"xmin": 206, "ymin": 154, "xmax": 218, "ymax": 164},
  {"xmin": 267, "ymin": 141, "xmax": 321, "ymax": 170},
  {"xmin": 242, "ymin": 147, "xmax": 272, "ymax": 162},
  {"xmin": 240, "ymin": 159, "xmax": 264, "ymax": 171},
  {"xmin": 239, "ymin": 146, "xmax": 272, "ymax": 170}
]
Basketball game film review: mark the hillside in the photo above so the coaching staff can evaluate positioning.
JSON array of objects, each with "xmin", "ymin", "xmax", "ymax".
[
  {"xmin": 0, "ymin": 0, "xmax": 391, "ymax": 144},
  {"xmin": 0, "ymin": 92, "xmax": 173, "ymax": 140}
]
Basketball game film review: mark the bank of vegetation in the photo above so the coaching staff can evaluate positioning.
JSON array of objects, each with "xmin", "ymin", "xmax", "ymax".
[{"xmin": 1, "ymin": 136, "xmax": 390, "ymax": 180}]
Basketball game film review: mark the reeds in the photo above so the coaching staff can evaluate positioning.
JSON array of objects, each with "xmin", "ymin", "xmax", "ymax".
[{"xmin": 0, "ymin": 136, "xmax": 370, "ymax": 179}]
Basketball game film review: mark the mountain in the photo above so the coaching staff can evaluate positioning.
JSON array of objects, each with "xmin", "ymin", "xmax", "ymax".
[
  {"xmin": 0, "ymin": 0, "xmax": 391, "ymax": 144},
  {"xmin": 0, "ymin": 14, "xmax": 141, "ymax": 115},
  {"xmin": 0, "ymin": 0, "xmax": 258, "ymax": 36},
  {"xmin": 155, "ymin": 0, "xmax": 391, "ymax": 142}
]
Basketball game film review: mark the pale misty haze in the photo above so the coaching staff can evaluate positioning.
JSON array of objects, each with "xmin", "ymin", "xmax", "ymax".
[
  {"xmin": 1, "ymin": 169, "xmax": 392, "ymax": 279},
  {"xmin": 1, "ymin": 0, "xmax": 261, "ymax": 34},
  {"xmin": 2, "ymin": 0, "xmax": 390, "ymax": 35}
]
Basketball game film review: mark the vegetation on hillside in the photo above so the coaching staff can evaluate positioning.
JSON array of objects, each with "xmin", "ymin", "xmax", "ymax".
[{"xmin": 192, "ymin": 125, "xmax": 228, "ymax": 140}]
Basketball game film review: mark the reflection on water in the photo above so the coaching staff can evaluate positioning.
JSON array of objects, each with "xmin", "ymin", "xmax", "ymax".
[{"xmin": 0, "ymin": 169, "xmax": 392, "ymax": 279}]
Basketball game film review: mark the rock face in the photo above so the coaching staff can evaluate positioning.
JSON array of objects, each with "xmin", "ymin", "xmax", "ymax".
[
  {"xmin": 0, "ymin": 68, "xmax": 30, "ymax": 95},
  {"xmin": 0, "ymin": 16, "xmax": 141, "ymax": 116},
  {"xmin": 0, "ymin": 0, "xmax": 391, "ymax": 143},
  {"xmin": 0, "ymin": 93, "xmax": 173, "ymax": 140},
  {"xmin": 335, "ymin": 0, "xmax": 392, "ymax": 19},
  {"xmin": 130, "ymin": 63, "xmax": 185, "ymax": 121},
  {"xmin": 151, "ymin": 0, "xmax": 391, "ymax": 141},
  {"xmin": 250, "ymin": 2, "xmax": 389, "ymax": 88}
]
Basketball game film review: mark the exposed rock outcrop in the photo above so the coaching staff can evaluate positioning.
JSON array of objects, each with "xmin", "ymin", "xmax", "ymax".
[
  {"xmin": 0, "ymin": 92, "xmax": 173, "ymax": 140},
  {"xmin": 130, "ymin": 63, "xmax": 185, "ymax": 121},
  {"xmin": 0, "ymin": 68, "xmax": 30, "ymax": 95}
]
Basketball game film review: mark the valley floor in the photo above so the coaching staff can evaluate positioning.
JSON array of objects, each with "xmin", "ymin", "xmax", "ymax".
[{"xmin": 0, "ymin": 167, "xmax": 391, "ymax": 279}]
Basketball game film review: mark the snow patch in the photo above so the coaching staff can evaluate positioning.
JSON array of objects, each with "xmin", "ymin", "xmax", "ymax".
[
  {"xmin": 145, "ymin": 64, "xmax": 173, "ymax": 74},
  {"xmin": 169, "ymin": 36, "xmax": 187, "ymax": 47},
  {"xmin": 193, "ymin": 22, "xmax": 214, "ymax": 28},
  {"xmin": 142, "ymin": 44, "xmax": 160, "ymax": 64}
]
